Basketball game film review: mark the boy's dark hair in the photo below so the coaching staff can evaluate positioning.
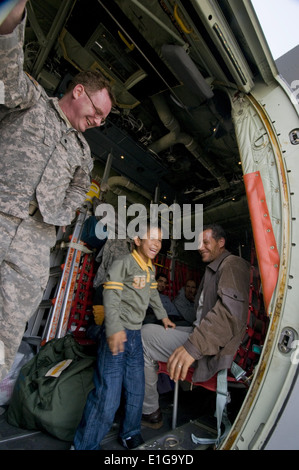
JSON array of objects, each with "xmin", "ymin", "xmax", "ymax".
[
  {"xmin": 203, "ymin": 224, "xmax": 226, "ymax": 243},
  {"xmin": 137, "ymin": 220, "xmax": 162, "ymax": 239},
  {"xmin": 132, "ymin": 221, "xmax": 162, "ymax": 250}
]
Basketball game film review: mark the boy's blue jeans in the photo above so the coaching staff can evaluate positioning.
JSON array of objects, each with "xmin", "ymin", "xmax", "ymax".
[{"xmin": 74, "ymin": 327, "xmax": 145, "ymax": 450}]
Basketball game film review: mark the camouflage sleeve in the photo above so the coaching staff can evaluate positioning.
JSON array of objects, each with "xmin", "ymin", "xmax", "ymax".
[
  {"xmin": 55, "ymin": 166, "xmax": 92, "ymax": 222},
  {"xmin": 36, "ymin": 165, "xmax": 92, "ymax": 226},
  {"xmin": 0, "ymin": 13, "xmax": 41, "ymax": 111}
]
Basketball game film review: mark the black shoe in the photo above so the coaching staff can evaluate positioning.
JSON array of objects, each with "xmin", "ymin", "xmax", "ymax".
[
  {"xmin": 118, "ymin": 433, "xmax": 144, "ymax": 449},
  {"xmin": 141, "ymin": 408, "xmax": 163, "ymax": 429}
]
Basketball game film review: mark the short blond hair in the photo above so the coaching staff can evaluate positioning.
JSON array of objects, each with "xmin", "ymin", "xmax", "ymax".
[{"xmin": 67, "ymin": 70, "xmax": 116, "ymax": 106}]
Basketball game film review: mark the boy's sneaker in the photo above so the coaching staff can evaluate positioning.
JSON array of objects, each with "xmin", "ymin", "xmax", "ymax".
[{"xmin": 118, "ymin": 433, "xmax": 144, "ymax": 449}]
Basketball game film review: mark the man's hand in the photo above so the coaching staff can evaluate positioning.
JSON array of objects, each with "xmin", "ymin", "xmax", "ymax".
[
  {"xmin": 107, "ymin": 330, "xmax": 127, "ymax": 355},
  {"xmin": 162, "ymin": 317, "xmax": 176, "ymax": 329},
  {"xmin": 167, "ymin": 345, "xmax": 194, "ymax": 382}
]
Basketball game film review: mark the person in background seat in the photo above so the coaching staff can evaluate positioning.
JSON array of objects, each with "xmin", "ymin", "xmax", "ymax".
[
  {"xmin": 173, "ymin": 279, "xmax": 197, "ymax": 326},
  {"xmin": 143, "ymin": 272, "xmax": 180, "ymax": 324}
]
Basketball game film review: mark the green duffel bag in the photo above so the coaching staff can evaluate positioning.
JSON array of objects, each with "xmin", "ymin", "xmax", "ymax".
[{"xmin": 7, "ymin": 335, "xmax": 96, "ymax": 442}]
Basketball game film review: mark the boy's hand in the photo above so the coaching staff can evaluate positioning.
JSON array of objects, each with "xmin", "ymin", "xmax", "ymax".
[
  {"xmin": 107, "ymin": 330, "xmax": 127, "ymax": 355},
  {"xmin": 162, "ymin": 317, "xmax": 176, "ymax": 329}
]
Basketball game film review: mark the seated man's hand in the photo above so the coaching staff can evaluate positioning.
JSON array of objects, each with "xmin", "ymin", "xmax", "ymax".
[
  {"xmin": 162, "ymin": 317, "xmax": 176, "ymax": 329},
  {"xmin": 167, "ymin": 345, "xmax": 194, "ymax": 382}
]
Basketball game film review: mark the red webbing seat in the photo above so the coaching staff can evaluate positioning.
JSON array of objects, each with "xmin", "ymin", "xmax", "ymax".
[{"xmin": 157, "ymin": 361, "xmax": 243, "ymax": 430}]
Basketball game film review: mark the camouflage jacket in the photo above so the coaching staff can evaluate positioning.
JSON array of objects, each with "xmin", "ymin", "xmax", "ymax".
[{"xmin": 0, "ymin": 15, "xmax": 93, "ymax": 226}]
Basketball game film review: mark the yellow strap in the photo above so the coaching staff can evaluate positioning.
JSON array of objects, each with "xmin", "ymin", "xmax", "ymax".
[
  {"xmin": 174, "ymin": 4, "xmax": 192, "ymax": 34},
  {"xmin": 118, "ymin": 30, "xmax": 135, "ymax": 50}
]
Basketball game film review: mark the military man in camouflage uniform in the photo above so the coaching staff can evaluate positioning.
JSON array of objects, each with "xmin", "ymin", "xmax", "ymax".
[{"xmin": 0, "ymin": 0, "xmax": 115, "ymax": 381}]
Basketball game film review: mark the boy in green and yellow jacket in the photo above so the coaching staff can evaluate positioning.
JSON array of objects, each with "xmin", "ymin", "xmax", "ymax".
[{"xmin": 74, "ymin": 225, "xmax": 175, "ymax": 450}]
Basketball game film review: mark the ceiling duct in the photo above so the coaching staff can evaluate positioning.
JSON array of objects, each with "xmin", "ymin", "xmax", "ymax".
[
  {"xmin": 149, "ymin": 93, "xmax": 229, "ymax": 190},
  {"xmin": 161, "ymin": 44, "xmax": 214, "ymax": 103},
  {"xmin": 107, "ymin": 176, "xmax": 152, "ymax": 207}
]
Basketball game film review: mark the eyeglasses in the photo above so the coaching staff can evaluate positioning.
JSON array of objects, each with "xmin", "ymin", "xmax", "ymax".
[{"xmin": 84, "ymin": 89, "xmax": 106, "ymax": 126}]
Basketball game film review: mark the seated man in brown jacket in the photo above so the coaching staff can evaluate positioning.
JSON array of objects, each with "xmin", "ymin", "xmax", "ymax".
[{"xmin": 141, "ymin": 224, "xmax": 250, "ymax": 429}]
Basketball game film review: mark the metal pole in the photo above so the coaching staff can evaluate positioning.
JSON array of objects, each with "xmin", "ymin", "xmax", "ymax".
[
  {"xmin": 99, "ymin": 150, "xmax": 114, "ymax": 200},
  {"xmin": 172, "ymin": 381, "xmax": 179, "ymax": 429}
]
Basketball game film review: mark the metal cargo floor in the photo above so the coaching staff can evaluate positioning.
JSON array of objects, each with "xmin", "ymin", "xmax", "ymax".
[{"xmin": 0, "ymin": 383, "xmax": 246, "ymax": 451}]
